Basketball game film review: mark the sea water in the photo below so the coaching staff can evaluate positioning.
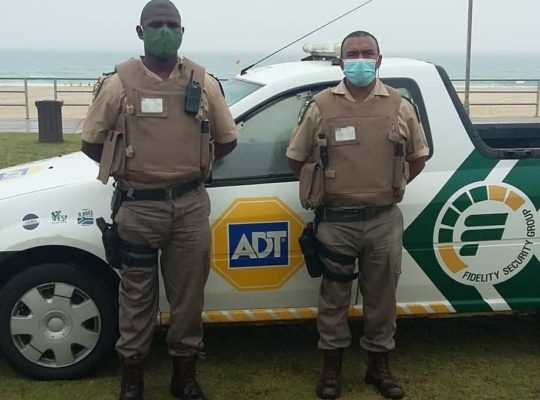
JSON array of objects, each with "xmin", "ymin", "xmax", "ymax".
[{"xmin": 0, "ymin": 49, "xmax": 538, "ymax": 86}]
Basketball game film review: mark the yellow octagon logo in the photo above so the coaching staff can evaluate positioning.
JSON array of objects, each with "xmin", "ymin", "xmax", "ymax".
[{"xmin": 211, "ymin": 196, "xmax": 305, "ymax": 291}]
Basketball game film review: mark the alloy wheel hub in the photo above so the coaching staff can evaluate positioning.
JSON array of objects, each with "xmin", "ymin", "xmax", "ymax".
[{"xmin": 40, "ymin": 310, "xmax": 73, "ymax": 341}]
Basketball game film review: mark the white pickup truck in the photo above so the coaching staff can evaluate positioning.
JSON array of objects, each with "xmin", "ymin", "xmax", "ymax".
[{"xmin": 1, "ymin": 46, "xmax": 539, "ymax": 380}]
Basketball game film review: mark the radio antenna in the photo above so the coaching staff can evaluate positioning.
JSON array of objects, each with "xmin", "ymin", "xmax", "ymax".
[{"xmin": 240, "ymin": 0, "xmax": 375, "ymax": 75}]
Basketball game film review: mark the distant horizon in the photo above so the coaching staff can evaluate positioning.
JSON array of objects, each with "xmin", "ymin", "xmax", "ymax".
[
  {"xmin": 2, "ymin": 47, "xmax": 540, "ymax": 59},
  {"xmin": 0, "ymin": 48, "xmax": 538, "ymax": 81}
]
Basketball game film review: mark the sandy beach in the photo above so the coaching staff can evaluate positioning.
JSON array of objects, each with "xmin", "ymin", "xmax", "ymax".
[
  {"xmin": 455, "ymin": 86, "xmax": 540, "ymax": 118},
  {"xmin": 0, "ymin": 84, "xmax": 93, "ymax": 119},
  {"xmin": 0, "ymin": 84, "xmax": 539, "ymax": 119}
]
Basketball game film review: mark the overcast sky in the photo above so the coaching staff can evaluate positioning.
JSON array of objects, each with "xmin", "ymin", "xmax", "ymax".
[{"xmin": 1, "ymin": 0, "xmax": 538, "ymax": 55}]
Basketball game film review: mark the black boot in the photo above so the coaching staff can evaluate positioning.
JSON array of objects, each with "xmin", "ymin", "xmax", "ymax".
[
  {"xmin": 365, "ymin": 351, "xmax": 404, "ymax": 399},
  {"xmin": 119, "ymin": 357, "xmax": 144, "ymax": 400},
  {"xmin": 315, "ymin": 349, "xmax": 343, "ymax": 400},
  {"xmin": 170, "ymin": 356, "xmax": 208, "ymax": 400}
]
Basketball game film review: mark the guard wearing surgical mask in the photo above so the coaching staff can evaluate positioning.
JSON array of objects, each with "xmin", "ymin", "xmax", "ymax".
[
  {"xmin": 287, "ymin": 31, "xmax": 429, "ymax": 400},
  {"xmin": 81, "ymin": 1, "xmax": 237, "ymax": 399}
]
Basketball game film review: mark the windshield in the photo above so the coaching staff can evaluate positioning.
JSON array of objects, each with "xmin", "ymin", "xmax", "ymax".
[{"xmin": 221, "ymin": 78, "xmax": 263, "ymax": 106}]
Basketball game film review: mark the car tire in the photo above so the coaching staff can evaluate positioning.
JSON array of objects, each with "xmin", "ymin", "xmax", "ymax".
[{"xmin": 0, "ymin": 263, "xmax": 118, "ymax": 379}]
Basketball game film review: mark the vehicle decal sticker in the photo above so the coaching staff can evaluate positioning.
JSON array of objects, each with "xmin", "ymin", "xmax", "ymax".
[
  {"xmin": 404, "ymin": 151, "xmax": 540, "ymax": 312},
  {"xmin": 51, "ymin": 210, "xmax": 68, "ymax": 224},
  {"xmin": 22, "ymin": 213, "xmax": 40, "ymax": 230},
  {"xmin": 211, "ymin": 197, "xmax": 304, "ymax": 291},
  {"xmin": 0, "ymin": 165, "xmax": 45, "ymax": 182},
  {"xmin": 77, "ymin": 209, "xmax": 94, "ymax": 226}
]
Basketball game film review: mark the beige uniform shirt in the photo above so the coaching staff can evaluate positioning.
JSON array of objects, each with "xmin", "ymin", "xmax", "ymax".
[
  {"xmin": 286, "ymin": 79, "xmax": 429, "ymax": 163},
  {"xmin": 82, "ymin": 57, "xmax": 237, "ymax": 145}
]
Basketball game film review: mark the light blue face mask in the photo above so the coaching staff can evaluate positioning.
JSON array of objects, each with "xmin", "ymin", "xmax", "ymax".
[{"xmin": 342, "ymin": 58, "xmax": 377, "ymax": 87}]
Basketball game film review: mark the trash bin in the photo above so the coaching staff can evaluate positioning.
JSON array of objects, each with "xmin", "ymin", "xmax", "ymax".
[{"xmin": 35, "ymin": 100, "xmax": 64, "ymax": 143}]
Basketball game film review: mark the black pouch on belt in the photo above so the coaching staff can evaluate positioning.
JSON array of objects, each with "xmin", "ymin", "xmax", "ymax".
[{"xmin": 298, "ymin": 222, "xmax": 324, "ymax": 278}]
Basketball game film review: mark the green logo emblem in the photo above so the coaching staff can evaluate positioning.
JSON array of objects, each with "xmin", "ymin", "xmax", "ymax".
[
  {"xmin": 404, "ymin": 151, "xmax": 540, "ymax": 312},
  {"xmin": 435, "ymin": 183, "xmax": 535, "ymax": 286}
]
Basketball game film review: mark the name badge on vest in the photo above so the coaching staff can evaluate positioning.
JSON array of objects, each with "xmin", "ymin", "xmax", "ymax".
[
  {"xmin": 141, "ymin": 97, "xmax": 164, "ymax": 113},
  {"xmin": 335, "ymin": 126, "xmax": 356, "ymax": 142}
]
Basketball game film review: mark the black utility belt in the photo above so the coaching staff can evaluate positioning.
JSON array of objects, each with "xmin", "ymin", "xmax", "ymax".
[
  {"xmin": 318, "ymin": 205, "xmax": 393, "ymax": 222},
  {"xmin": 120, "ymin": 181, "xmax": 200, "ymax": 201}
]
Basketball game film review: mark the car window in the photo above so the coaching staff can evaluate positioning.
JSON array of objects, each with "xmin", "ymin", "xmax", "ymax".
[
  {"xmin": 212, "ymin": 79, "xmax": 432, "ymax": 185},
  {"xmin": 221, "ymin": 78, "xmax": 264, "ymax": 106},
  {"xmin": 382, "ymin": 78, "xmax": 434, "ymax": 159},
  {"xmin": 212, "ymin": 90, "xmax": 314, "ymax": 182}
]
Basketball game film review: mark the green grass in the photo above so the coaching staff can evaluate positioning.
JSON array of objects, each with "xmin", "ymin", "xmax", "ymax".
[
  {"xmin": 0, "ymin": 315, "xmax": 539, "ymax": 400},
  {"xmin": 0, "ymin": 132, "xmax": 81, "ymax": 169}
]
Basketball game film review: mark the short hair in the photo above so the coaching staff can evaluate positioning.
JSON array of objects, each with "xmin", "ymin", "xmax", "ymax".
[
  {"xmin": 140, "ymin": 0, "xmax": 180, "ymax": 25},
  {"xmin": 340, "ymin": 31, "xmax": 380, "ymax": 57}
]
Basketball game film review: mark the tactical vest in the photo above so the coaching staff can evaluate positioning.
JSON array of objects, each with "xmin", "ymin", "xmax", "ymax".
[
  {"xmin": 312, "ymin": 84, "xmax": 408, "ymax": 208},
  {"xmin": 98, "ymin": 57, "xmax": 212, "ymax": 189}
]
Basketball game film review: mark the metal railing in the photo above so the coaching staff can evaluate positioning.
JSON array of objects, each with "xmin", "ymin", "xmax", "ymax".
[
  {"xmin": 1, "ymin": 77, "xmax": 540, "ymax": 119},
  {"xmin": 0, "ymin": 77, "xmax": 95, "ymax": 119},
  {"xmin": 452, "ymin": 78, "xmax": 540, "ymax": 117}
]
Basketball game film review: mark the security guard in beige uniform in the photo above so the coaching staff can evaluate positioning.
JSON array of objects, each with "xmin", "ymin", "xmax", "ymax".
[
  {"xmin": 81, "ymin": 1, "xmax": 237, "ymax": 399},
  {"xmin": 287, "ymin": 31, "xmax": 429, "ymax": 400}
]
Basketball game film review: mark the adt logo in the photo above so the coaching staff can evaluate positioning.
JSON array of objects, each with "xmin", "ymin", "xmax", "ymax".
[
  {"xmin": 212, "ymin": 197, "xmax": 304, "ymax": 290},
  {"xmin": 228, "ymin": 222, "xmax": 289, "ymax": 268}
]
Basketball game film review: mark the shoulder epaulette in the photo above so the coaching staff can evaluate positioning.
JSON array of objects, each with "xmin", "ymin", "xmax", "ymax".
[
  {"xmin": 297, "ymin": 99, "xmax": 314, "ymax": 124},
  {"xmin": 401, "ymin": 95, "xmax": 421, "ymax": 123},
  {"xmin": 208, "ymin": 73, "xmax": 225, "ymax": 97},
  {"xmin": 92, "ymin": 70, "xmax": 116, "ymax": 101}
]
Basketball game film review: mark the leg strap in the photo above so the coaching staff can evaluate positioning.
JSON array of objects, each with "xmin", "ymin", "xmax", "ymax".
[
  {"xmin": 319, "ymin": 245, "xmax": 358, "ymax": 283},
  {"xmin": 120, "ymin": 241, "xmax": 159, "ymax": 268}
]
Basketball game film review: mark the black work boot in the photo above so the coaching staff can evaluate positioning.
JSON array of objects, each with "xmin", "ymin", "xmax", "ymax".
[
  {"xmin": 119, "ymin": 357, "xmax": 144, "ymax": 400},
  {"xmin": 315, "ymin": 349, "xmax": 343, "ymax": 399},
  {"xmin": 365, "ymin": 351, "xmax": 404, "ymax": 399},
  {"xmin": 170, "ymin": 356, "xmax": 208, "ymax": 400}
]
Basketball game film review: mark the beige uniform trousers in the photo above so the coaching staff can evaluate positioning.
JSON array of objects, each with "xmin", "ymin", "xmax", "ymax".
[
  {"xmin": 315, "ymin": 205, "xmax": 403, "ymax": 353},
  {"xmin": 114, "ymin": 185, "xmax": 210, "ymax": 359}
]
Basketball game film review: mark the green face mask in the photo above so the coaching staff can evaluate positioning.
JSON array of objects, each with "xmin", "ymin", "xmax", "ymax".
[{"xmin": 142, "ymin": 26, "xmax": 183, "ymax": 59}]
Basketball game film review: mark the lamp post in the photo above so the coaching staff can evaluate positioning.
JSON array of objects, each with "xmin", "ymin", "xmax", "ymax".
[{"xmin": 464, "ymin": 0, "xmax": 474, "ymax": 115}]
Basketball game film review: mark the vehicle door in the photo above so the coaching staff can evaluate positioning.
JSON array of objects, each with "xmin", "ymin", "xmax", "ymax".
[{"xmin": 201, "ymin": 83, "xmax": 363, "ymax": 313}]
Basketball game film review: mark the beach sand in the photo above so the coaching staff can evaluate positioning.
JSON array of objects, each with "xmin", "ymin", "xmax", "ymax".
[
  {"xmin": 0, "ymin": 84, "xmax": 538, "ymax": 119},
  {"xmin": 0, "ymin": 85, "xmax": 93, "ymax": 119},
  {"xmin": 456, "ymin": 86, "xmax": 539, "ymax": 118}
]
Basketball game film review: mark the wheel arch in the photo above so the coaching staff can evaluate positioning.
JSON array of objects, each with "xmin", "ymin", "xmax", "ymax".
[{"xmin": 0, "ymin": 246, "xmax": 119, "ymax": 292}]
